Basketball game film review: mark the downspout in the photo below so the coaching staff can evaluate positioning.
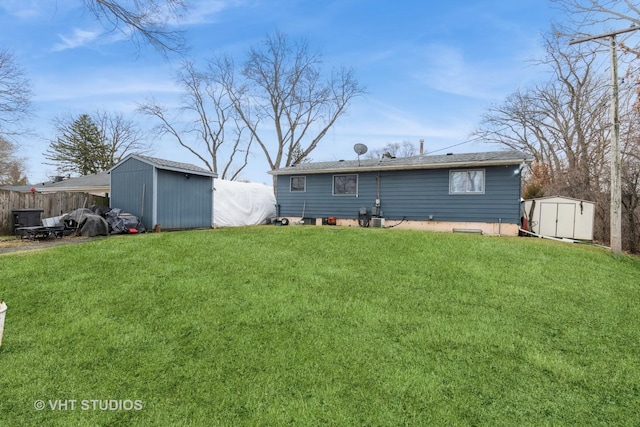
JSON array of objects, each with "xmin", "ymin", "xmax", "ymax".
[
  {"xmin": 141, "ymin": 183, "xmax": 145, "ymax": 227},
  {"xmin": 152, "ymin": 167, "xmax": 158, "ymax": 230},
  {"xmin": 211, "ymin": 178, "xmax": 215, "ymax": 228},
  {"xmin": 375, "ymin": 173, "xmax": 381, "ymax": 215}
]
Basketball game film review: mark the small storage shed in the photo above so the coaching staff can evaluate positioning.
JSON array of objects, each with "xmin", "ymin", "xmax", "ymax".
[
  {"xmin": 523, "ymin": 196, "xmax": 595, "ymax": 240},
  {"xmin": 110, "ymin": 154, "xmax": 217, "ymax": 231}
]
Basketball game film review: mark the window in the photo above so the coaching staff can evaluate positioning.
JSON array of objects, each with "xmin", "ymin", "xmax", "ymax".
[
  {"xmin": 333, "ymin": 174, "xmax": 358, "ymax": 195},
  {"xmin": 290, "ymin": 176, "xmax": 306, "ymax": 192},
  {"xmin": 450, "ymin": 170, "xmax": 485, "ymax": 194}
]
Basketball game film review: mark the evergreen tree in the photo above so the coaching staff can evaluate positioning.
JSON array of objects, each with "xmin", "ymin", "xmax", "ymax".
[
  {"xmin": 45, "ymin": 114, "xmax": 106, "ymax": 175},
  {"xmin": 44, "ymin": 113, "xmax": 145, "ymax": 176}
]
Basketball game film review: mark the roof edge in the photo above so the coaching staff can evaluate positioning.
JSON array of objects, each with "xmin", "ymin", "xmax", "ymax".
[
  {"xmin": 524, "ymin": 195, "xmax": 595, "ymax": 203},
  {"xmin": 109, "ymin": 154, "xmax": 217, "ymax": 178},
  {"xmin": 268, "ymin": 157, "xmax": 531, "ymax": 176}
]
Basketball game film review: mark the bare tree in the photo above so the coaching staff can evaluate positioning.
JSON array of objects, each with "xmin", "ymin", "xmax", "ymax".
[
  {"xmin": 94, "ymin": 110, "xmax": 151, "ymax": 163},
  {"xmin": 475, "ymin": 33, "xmax": 611, "ymax": 200},
  {"xmin": 44, "ymin": 111, "xmax": 149, "ymax": 175},
  {"xmin": 552, "ymin": 0, "xmax": 640, "ymax": 46},
  {"xmin": 474, "ymin": 33, "xmax": 616, "ymax": 243},
  {"xmin": 140, "ymin": 32, "xmax": 364, "ymax": 184},
  {"xmin": 0, "ymin": 49, "xmax": 32, "ymax": 137},
  {"xmin": 619, "ymin": 86, "xmax": 640, "ymax": 252},
  {"xmin": 366, "ymin": 141, "xmax": 417, "ymax": 159},
  {"xmin": 84, "ymin": 0, "xmax": 187, "ymax": 55},
  {"xmin": 552, "ymin": 0, "xmax": 640, "ymax": 118},
  {"xmin": 521, "ymin": 161, "xmax": 552, "ymax": 200},
  {"xmin": 0, "ymin": 135, "xmax": 28, "ymax": 185},
  {"xmin": 220, "ymin": 31, "xmax": 366, "ymax": 185},
  {"xmin": 138, "ymin": 61, "xmax": 252, "ymax": 180},
  {"xmin": 621, "ymin": 156, "xmax": 640, "ymax": 251}
]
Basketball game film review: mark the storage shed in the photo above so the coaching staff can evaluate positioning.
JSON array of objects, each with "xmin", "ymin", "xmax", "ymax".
[
  {"xmin": 110, "ymin": 154, "xmax": 216, "ymax": 231},
  {"xmin": 523, "ymin": 196, "xmax": 595, "ymax": 241}
]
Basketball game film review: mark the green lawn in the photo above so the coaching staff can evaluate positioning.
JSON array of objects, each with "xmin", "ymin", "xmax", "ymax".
[{"xmin": 1, "ymin": 226, "xmax": 639, "ymax": 426}]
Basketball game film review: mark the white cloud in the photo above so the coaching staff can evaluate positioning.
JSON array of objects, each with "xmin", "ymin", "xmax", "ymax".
[
  {"xmin": 412, "ymin": 42, "xmax": 535, "ymax": 101},
  {"xmin": 48, "ymin": 1, "xmax": 243, "ymax": 52},
  {"xmin": 52, "ymin": 28, "xmax": 103, "ymax": 52},
  {"xmin": 159, "ymin": 0, "xmax": 247, "ymax": 27},
  {"xmin": 413, "ymin": 43, "xmax": 486, "ymax": 99},
  {"xmin": 178, "ymin": 0, "xmax": 232, "ymax": 25},
  {"xmin": 34, "ymin": 71, "xmax": 181, "ymax": 104}
]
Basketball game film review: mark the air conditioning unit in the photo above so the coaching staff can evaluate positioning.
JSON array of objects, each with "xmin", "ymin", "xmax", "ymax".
[{"xmin": 370, "ymin": 217, "xmax": 385, "ymax": 228}]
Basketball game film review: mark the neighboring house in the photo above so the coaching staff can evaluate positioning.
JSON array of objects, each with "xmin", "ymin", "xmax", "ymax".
[
  {"xmin": 37, "ymin": 172, "xmax": 110, "ymax": 197},
  {"xmin": 269, "ymin": 150, "xmax": 531, "ymax": 235},
  {"xmin": 1, "ymin": 172, "xmax": 110, "ymax": 197},
  {"xmin": 109, "ymin": 154, "xmax": 217, "ymax": 231}
]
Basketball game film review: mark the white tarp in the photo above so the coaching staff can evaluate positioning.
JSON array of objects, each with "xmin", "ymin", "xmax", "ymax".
[{"xmin": 213, "ymin": 179, "xmax": 276, "ymax": 227}]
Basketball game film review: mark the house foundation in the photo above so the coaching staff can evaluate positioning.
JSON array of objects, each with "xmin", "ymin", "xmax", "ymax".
[{"xmin": 282, "ymin": 217, "xmax": 519, "ymax": 236}]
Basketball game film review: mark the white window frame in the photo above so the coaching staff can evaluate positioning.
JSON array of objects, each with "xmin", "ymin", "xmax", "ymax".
[
  {"xmin": 333, "ymin": 174, "xmax": 358, "ymax": 196},
  {"xmin": 449, "ymin": 169, "xmax": 485, "ymax": 194},
  {"xmin": 290, "ymin": 176, "xmax": 306, "ymax": 192}
]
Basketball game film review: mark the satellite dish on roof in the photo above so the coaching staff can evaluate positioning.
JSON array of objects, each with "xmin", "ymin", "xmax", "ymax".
[
  {"xmin": 353, "ymin": 143, "xmax": 368, "ymax": 166},
  {"xmin": 353, "ymin": 143, "xmax": 368, "ymax": 155}
]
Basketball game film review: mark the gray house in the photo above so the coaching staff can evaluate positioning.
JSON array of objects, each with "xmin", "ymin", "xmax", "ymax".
[
  {"xmin": 2, "ymin": 172, "xmax": 110, "ymax": 196},
  {"xmin": 269, "ymin": 150, "xmax": 531, "ymax": 235},
  {"xmin": 110, "ymin": 154, "xmax": 217, "ymax": 231}
]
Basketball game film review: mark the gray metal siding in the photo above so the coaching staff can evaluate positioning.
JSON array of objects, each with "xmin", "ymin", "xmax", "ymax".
[
  {"xmin": 156, "ymin": 170, "xmax": 213, "ymax": 229},
  {"xmin": 110, "ymin": 158, "xmax": 154, "ymax": 229},
  {"xmin": 276, "ymin": 165, "xmax": 521, "ymax": 223}
]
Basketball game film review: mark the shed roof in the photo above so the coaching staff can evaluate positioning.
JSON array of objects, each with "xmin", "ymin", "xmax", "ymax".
[
  {"xmin": 524, "ymin": 195, "xmax": 595, "ymax": 204},
  {"xmin": 112, "ymin": 154, "xmax": 217, "ymax": 177},
  {"xmin": 268, "ymin": 150, "xmax": 531, "ymax": 175}
]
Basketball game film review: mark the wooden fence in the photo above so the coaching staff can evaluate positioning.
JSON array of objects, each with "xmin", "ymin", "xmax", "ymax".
[{"xmin": 0, "ymin": 190, "xmax": 109, "ymax": 235}]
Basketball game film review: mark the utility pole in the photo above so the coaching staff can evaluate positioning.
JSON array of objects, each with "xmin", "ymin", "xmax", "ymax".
[{"xmin": 570, "ymin": 26, "xmax": 638, "ymax": 255}]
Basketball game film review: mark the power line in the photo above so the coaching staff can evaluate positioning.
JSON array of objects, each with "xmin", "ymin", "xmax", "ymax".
[
  {"xmin": 569, "ymin": 25, "xmax": 639, "ymax": 255},
  {"xmin": 426, "ymin": 134, "xmax": 485, "ymax": 155}
]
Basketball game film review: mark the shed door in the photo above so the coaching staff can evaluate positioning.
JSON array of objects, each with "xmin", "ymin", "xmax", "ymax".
[
  {"xmin": 539, "ymin": 203, "xmax": 558, "ymax": 237},
  {"xmin": 556, "ymin": 203, "xmax": 576, "ymax": 238},
  {"xmin": 539, "ymin": 202, "xmax": 576, "ymax": 238}
]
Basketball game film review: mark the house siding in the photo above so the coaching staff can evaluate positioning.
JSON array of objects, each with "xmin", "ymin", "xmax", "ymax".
[{"xmin": 276, "ymin": 165, "xmax": 521, "ymax": 224}]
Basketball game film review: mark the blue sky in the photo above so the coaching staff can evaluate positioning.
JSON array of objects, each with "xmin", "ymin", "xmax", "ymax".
[{"xmin": 0, "ymin": 0, "xmax": 563, "ymax": 185}]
